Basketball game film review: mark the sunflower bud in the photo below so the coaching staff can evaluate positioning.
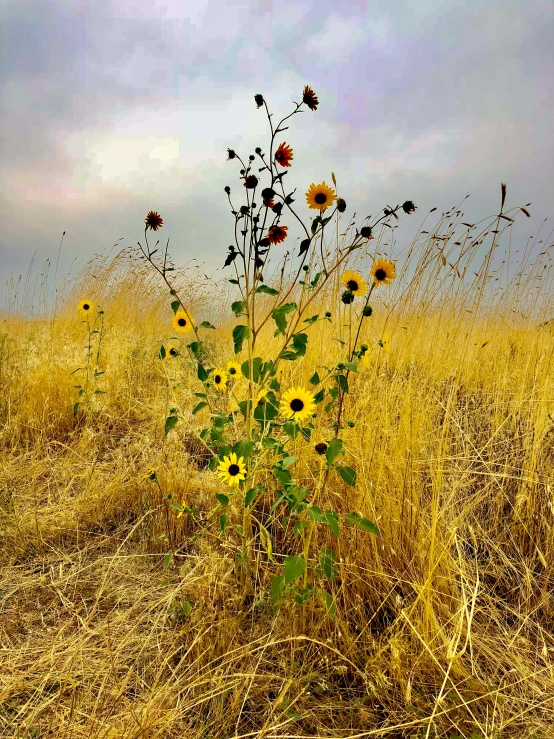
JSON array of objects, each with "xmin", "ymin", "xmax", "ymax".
[
  {"xmin": 337, "ymin": 198, "xmax": 346, "ymax": 213},
  {"xmin": 240, "ymin": 205, "xmax": 249, "ymax": 215},
  {"xmin": 341, "ymin": 290, "xmax": 354, "ymax": 305},
  {"xmin": 360, "ymin": 343, "xmax": 369, "ymax": 354},
  {"xmin": 360, "ymin": 226, "xmax": 372, "ymax": 239},
  {"xmin": 224, "ymin": 186, "xmax": 230, "ymax": 194},
  {"xmin": 272, "ymin": 202, "xmax": 283, "ymax": 215},
  {"xmin": 302, "ymin": 265, "xmax": 309, "ymax": 271},
  {"xmin": 255, "ymin": 147, "xmax": 262, "ymax": 154},
  {"xmin": 249, "ymin": 154, "xmax": 255, "ymax": 161},
  {"xmin": 402, "ymin": 200, "xmax": 416, "ymax": 214},
  {"xmin": 362, "ymin": 305, "xmax": 373, "ymax": 317},
  {"xmin": 325, "ymin": 311, "xmax": 332, "ymax": 317},
  {"xmin": 347, "ymin": 420, "xmax": 355, "ymax": 428},
  {"xmin": 315, "ymin": 442, "xmax": 328, "ymax": 455},
  {"xmin": 244, "ymin": 175, "xmax": 258, "ymax": 189},
  {"xmin": 254, "ymin": 94, "xmax": 264, "ymax": 108},
  {"xmin": 261, "ymin": 187, "xmax": 275, "ymax": 200},
  {"xmin": 227, "ymin": 148, "xmax": 236, "ymax": 160}
]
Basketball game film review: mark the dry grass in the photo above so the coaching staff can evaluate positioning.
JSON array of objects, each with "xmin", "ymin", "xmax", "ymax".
[{"xmin": 1, "ymin": 206, "xmax": 554, "ymax": 738}]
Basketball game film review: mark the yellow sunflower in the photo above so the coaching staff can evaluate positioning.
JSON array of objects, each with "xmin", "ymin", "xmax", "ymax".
[
  {"xmin": 166, "ymin": 344, "xmax": 179, "ymax": 358},
  {"xmin": 212, "ymin": 368, "xmax": 228, "ymax": 391},
  {"xmin": 305, "ymin": 181, "xmax": 337, "ymax": 212},
  {"xmin": 370, "ymin": 259, "xmax": 396, "ymax": 287},
  {"xmin": 280, "ymin": 386, "xmax": 316, "ymax": 424},
  {"xmin": 255, "ymin": 388, "xmax": 269, "ymax": 406},
  {"xmin": 172, "ymin": 309, "xmax": 194, "ymax": 333},
  {"xmin": 143, "ymin": 467, "xmax": 157, "ymax": 481},
  {"xmin": 340, "ymin": 270, "xmax": 367, "ymax": 298},
  {"xmin": 226, "ymin": 360, "xmax": 241, "ymax": 378},
  {"xmin": 217, "ymin": 452, "xmax": 247, "ymax": 488},
  {"xmin": 78, "ymin": 299, "xmax": 94, "ymax": 316}
]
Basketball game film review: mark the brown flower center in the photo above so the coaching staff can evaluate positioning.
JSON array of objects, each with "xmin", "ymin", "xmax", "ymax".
[
  {"xmin": 375, "ymin": 269, "xmax": 386, "ymax": 281},
  {"xmin": 290, "ymin": 398, "xmax": 304, "ymax": 412},
  {"xmin": 346, "ymin": 280, "xmax": 359, "ymax": 292},
  {"xmin": 228, "ymin": 464, "xmax": 240, "ymax": 476},
  {"xmin": 170, "ymin": 348, "xmax": 177, "ymax": 356},
  {"xmin": 214, "ymin": 374, "xmax": 221, "ymax": 384},
  {"xmin": 314, "ymin": 193, "xmax": 327, "ymax": 204},
  {"xmin": 229, "ymin": 367, "xmax": 236, "ymax": 375},
  {"xmin": 178, "ymin": 318, "xmax": 187, "ymax": 326},
  {"xmin": 83, "ymin": 304, "xmax": 90, "ymax": 310}
]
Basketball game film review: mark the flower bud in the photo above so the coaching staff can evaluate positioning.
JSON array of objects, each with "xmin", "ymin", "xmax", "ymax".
[
  {"xmin": 337, "ymin": 198, "xmax": 346, "ymax": 213},
  {"xmin": 362, "ymin": 305, "xmax": 373, "ymax": 317},
  {"xmin": 302, "ymin": 265, "xmax": 309, "ymax": 271},
  {"xmin": 227, "ymin": 148, "xmax": 236, "ymax": 160},
  {"xmin": 255, "ymin": 147, "xmax": 262, "ymax": 154},
  {"xmin": 360, "ymin": 226, "xmax": 372, "ymax": 239},
  {"xmin": 402, "ymin": 200, "xmax": 416, "ymax": 214},
  {"xmin": 261, "ymin": 187, "xmax": 275, "ymax": 200},
  {"xmin": 258, "ymin": 238, "xmax": 270, "ymax": 247},
  {"xmin": 254, "ymin": 94, "xmax": 264, "ymax": 108},
  {"xmin": 325, "ymin": 311, "xmax": 332, "ymax": 317},
  {"xmin": 347, "ymin": 420, "xmax": 355, "ymax": 428},
  {"xmin": 240, "ymin": 205, "xmax": 249, "ymax": 215},
  {"xmin": 249, "ymin": 154, "xmax": 255, "ymax": 161},
  {"xmin": 341, "ymin": 290, "xmax": 354, "ymax": 305},
  {"xmin": 224, "ymin": 186, "xmax": 230, "ymax": 194},
  {"xmin": 315, "ymin": 442, "xmax": 328, "ymax": 455},
  {"xmin": 244, "ymin": 175, "xmax": 258, "ymax": 189}
]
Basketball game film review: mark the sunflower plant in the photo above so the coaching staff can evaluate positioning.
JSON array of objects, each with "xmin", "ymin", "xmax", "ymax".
[
  {"xmin": 71, "ymin": 299, "xmax": 106, "ymax": 417},
  {"xmin": 136, "ymin": 87, "xmax": 416, "ymax": 615}
]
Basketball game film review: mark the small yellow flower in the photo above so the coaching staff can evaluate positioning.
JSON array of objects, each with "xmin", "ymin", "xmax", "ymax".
[
  {"xmin": 144, "ymin": 467, "xmax": 157, "ymax": 481},
  {"xmin": 371, "ymin": 259, "xmax": 396, "ymax": 287},
  {"xmin": 280, "ymin": 386, "xmax": 316, "ymax": 424},
  {"xmin": 217, "ymin": 453, "xmax": 247, "ymax": 488},
  {"xmin": 340, "ymin": 270, "xmax": 367, "ymax": 298},
  {"xmin": 172, "ymin": 309, "xmax": 194, "ymax": 333},
  {"xmin": 78, "ymin": 299, "xmax": 94, "ymax": 316},
  {"xmin": 166, "ymin": 344, "xmax": 179, "ymax": 358},
  {"xmin": 176, "ymin": 501, "xmax": 187, "ymax": 518},
  {"xmin": 305, "ymin": 181, "xmax": 337, "ymax": 212},
  {"xmin": 255, "ymin": 388, "xmax": 269, "ymax": 406},
  {"xmin": 226, "ymin": 360, "xmax": 241, "ymax": 378},
  {"xmin": 213, "ymin": 368, "xmax": 228, "ymax": 391}
]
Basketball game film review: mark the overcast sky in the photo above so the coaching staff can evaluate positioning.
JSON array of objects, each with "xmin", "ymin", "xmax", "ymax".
[{"xmin": 1, "ymin": 0, "xmax": 553, "ymax": 303}]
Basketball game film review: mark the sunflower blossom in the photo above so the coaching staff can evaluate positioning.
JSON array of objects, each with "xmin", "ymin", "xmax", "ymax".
[
  {"xmin": 217, "ymin": 453, "xmax": 247, "ymax": 488},
  {"xmin": 280, "ymin": 386, "xmax": 316, "ymax": 424}
]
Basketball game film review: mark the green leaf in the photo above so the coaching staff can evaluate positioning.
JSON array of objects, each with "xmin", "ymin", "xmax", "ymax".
[
  {"xmin": 291, "ymin": 333, "xmax": 308, "ymax": 356},
  {"xmin": 309, "ymin": 371, "xmax": 320, "ymax": 385},
  {"xmin": 318, "ymin": 548, "xmax": 338, "ymax": 581},
  {"xmin": 232, "ymin": 438, "xmax": 255, "ymax": 460},
  {"xmin": 311, "ymin": 216, "xmax": 322, "ymax": 235},
  {"xmin": 198, "ymin": 321, "xmax": 215, "ymax": 329},
  {"xmin": 163, "ymin": 552, "xmax": 174, "ymax": 570},
  {"xmin": 325, "ymin": 439, "xmax": 343, "ymax": 465},
  {"xmin": 345, "ymin": 512, "xmax": 380, "ymax": 535},
  {"xmin": 238, "ymin": 400, "xmax": 251, "ymax": 419},
  {"xmin": 215, "ymin": 493, "xmax": 229, "ymax": 507},
  {"xmin": 159, "ymin": 345, "xmax": 166, "ymax": 360},
  {"xmin": 336, "ymin": 466, "xmax": 356, "ymax": 486},
  {"xmin": 240, "ymin": 356, "xmax": 263, "ymax": 382},
  {"xmin": 171, "ymin": 300, "xmax": 180, "ymax": 314},
  {"xmin": 319, "ymin": 589, "xmax": 336, "ymax": 616},
  {"xmin": 303, "ymin": 314, "xmax": 319, "ymax": 325},
  {"xmin": 73, "ymin": 402, "xmax": 80, "ymax": 416},
  {"xmin": 306, "ymin": 505, "xmax": 325, "ymax": 522},
  {"xmin": 197, "ymin": 364, "xmax": 209, "ymax": 382},
  {"xmin": 273, "ymin": 467, "xmax": 292, "ymax": 488},
  {"xmin": 272, "ymin": 303, "xmax": 297, "ymax": 336},
  {"xmin": 314, "ymin": 388, "xmax": 325, "ymax": 404},
  {"xmin": 244, "ymin": 487, "xmax": 258, "ymax": 507},
  {"xmin": 345, "ymin": 361, "xmax": 358, "ymax": 372},
  {"xmin": 232, "ymin": 324, "xmax": 250, "ymax": 354},
  {"xmin": 271, "ymin": 575, "xmax": 285, "ymax": 603},
  {"xmin": 219, "ymin": 513, "xmax": 228, "ymax": 534},
  {"xmin": 262, "ymin": 437, "xmax": 279, "ymax": 449},
  {"xmin": 256, "ymin": 284, "xmax": 279, "ymax": 296},
  {"xmin": 282, "ymin": 420, "xmax": 299, "ymax": 439},
  {"xmin": 293, "ymin": 520, "xmax": 310, "ymax": 536},
  {"xmin": 324, "ymin": 510, "xmax": 340, "ymax": 537},
  {"xmin": 231, "ymin": 300, "xmax": 248, "ymax": 317},
  {"xmin": 281, "ymin": 456, "xmax": 298, "ymax": 469},
  {"xmin": 284, "ymin": 555, "xmax": 306, "ymax": 585},
  {"xmin": 269, "ymin": 378, "xmax": 281, "ymax": 392},
  {"xmin": 258, "ymin": 523, "xmax": 273, "ymax": 561},
  {"xmin": 165, "ymin": 415, "xmax": 179, "ymax": 435},
  {"xmin": 335, "ymin": 374, "xmax": 349, "ymax": 393}
]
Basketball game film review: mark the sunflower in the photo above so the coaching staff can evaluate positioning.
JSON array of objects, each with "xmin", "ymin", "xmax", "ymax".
[
  {"xmin": 172, "ymin": 309, "xmax": 194, "ymax": 333},
  {"xmin": 370, "ymin": 259, "xmax": 396, "ymax": 287},
  {"xmin": 166, "ymin": 344, "xmax": 179, "ymax": 358},
  {"xmin": 341, "ymin": 270, "xmax": 368, "ymax": 298},
  {"xmin": 275, "ymin": 142, "xmax": 293, "ymax": 167},
  {"xmin": 145, "ymin": 211, "xmax": 163, "ymax": 231},
  {"xmin": 302, "ymin": 85, "xmax": 319, "ymax": 111},
  {"xmin": 280, "ymin": 386, "xmax": 316, "ymax": 424},
  {"xmin": 217, "ymin": 453, "xmax": 247, "ymax": 488},
  {"xmin": 78, "ymin": 299, "xmax": 94, "ymax": 316},
  {"xmin": 226, "ymin": 360, "xmax": 241, "ymax": 378},
  {"xmin": 212, "ymin": 368, "xmax": 228, "ymax": 391},
  {"xmin": 143, "ymin": 467, "xmax": 157, "ymax": 481},
  {"xmin": 267, "ymin": 225, "xmax": 288, "ymax": 244},
  {"xmin": 305, "ymin": 181, "xmax": 336, "ymax": 212},
  {"xmin": 263, "ymin": 198, "xmax": 275, "ymax": 209},
  {"xmin": 255, "ymin": 388, "xmax": 269, "ymax": 406}
]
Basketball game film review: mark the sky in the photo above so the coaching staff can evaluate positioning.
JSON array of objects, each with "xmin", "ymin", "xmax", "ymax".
[{"xmin": 1, "ymin": 0, "xmax": 553, "ymax": 304}]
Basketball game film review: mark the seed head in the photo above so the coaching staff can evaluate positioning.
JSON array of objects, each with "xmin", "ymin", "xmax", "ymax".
[
  {"xmin": 315, "ymin": 442, "xmax": 328, "ymax": 455},
  {"xmin": 224, "ymin": 186, "xmax": 230, "ymax": 194},
  {"xmin": 244, "ymin": 175, "xmax": 258, "ymax": 189},
  {"xmin": 254, "ymin": 94, "xmax": 264, "ymax": 108},
  {"xmin": 337, "ymin": 198, "xmax": 346, "ymax": 213},
  {"xmin": 227, "ymin": 148, "xmax": 236, "ymax": 160},
  {"xmin": 402, "ymin": 200, "xmax": 416, "ymax": 214},
  {"xmin": 341, "ymin": 290, "xmax": 355, "ymax": 305},
  {"xmin": 360, "ymin": 226, "xmax": 372, "ymax": 239},
  {"xmin": 362, "ymin": 305, "xmax": 373, "ymax": 317}
]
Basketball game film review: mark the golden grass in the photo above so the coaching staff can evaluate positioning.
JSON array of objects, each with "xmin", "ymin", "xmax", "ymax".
[{"xmin": 2, "ymin": 210, "xmax": 554, "ymax": 738}]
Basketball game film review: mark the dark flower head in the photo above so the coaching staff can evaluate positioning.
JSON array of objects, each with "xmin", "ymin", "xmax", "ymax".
[
  {"xmin": 258, "ymin": 237, "xmax": 270, "ymax": 247},
  {"xmin": 315, "ymin": 442, "xmax": 328, "ymax": 455},
  {"xmin": 254, "ymin": 94, "xmax": 264, "ymax": 108},
  {"xmin": 224, "ymin": 186, "xmax": 230, "ymax": 194},
  {"xmin": 261, "ymin": 187, "xmax": 275, "ymax": 200},
  {"xmin": 360, "ymin": 226, "xmax": 372, "ymax": 239},
  {"xmin": 275, "ymin": 142, "xmax": 294, "ymax": 168},
  {"xmin": 267, "ymin": 225, "xmax": 288, "ymax": 244},
  {"xmin": 402, "ymin": 200, "xmax": 416, "ymax": 214},
  {"xmin": 272, "ymin": 202, "xmax": 283, "ymax": 215},
  {"xmin": 240, "ymin": 205, "xmax": 249, "ymax": 215},
  {"xmin": 337, "ymin": 198, "xmax": 346, "ymax": 213},
  {"xmin": 341, "ymin": 290, "xmax": 355, "ymax": 305},
  {"xmin": 145, "ymin": 211, "xmax": 163, "ymax": 231},
  {"xmin": 362, "ymin": 305, "xmax": 373, "ymax": 317},
  {"xmin": 325, "ymin": 311, "xmax": 332, "ymax": 318},
  {"xmin": 255, "ymin": 147, "xmax": 262, "ymax": 154},
  {"xmin": 249, "ymin": 154, "xmax": 255, "ymax": 161},
  {"xmin": 227, "ymin": 148, "xmax": 236, "ymax": 160},
  {"xmin": 243, "ymin": 175, "xmax": 258, "ymax": 189},
  {"xmin": 302, "ymin": 85, "xmax": 319, "ymax": 111}
]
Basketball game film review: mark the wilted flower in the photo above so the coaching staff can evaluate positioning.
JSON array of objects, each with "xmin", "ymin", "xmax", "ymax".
[
  {"xmin": 360, "ymin": 226, "xmax": 372, "ymax": 239},
  {"xmin": 227, "ymin": 148, "xmax": 236, "ymax": 160},
  {"xmin": 254, "ymin": 94, "xmax": 264, "ymax": 108},
  {"xmin": 402, "ymin": 200, "xmax": 416, "ymax": 214},
  {"xmin": 302, "ymin": 85, "xmax": 319, "ymax": 111},
  {"xmin": 145, "ymin": 211, "xmax": 163, "ymax": 231},
  {"xmin": 315, "ymin": 442, "xmax": 328, "ymax": 455},
  {"xmin": 267, "ymin": 225, "xmax": 288, "ymax": 244},
  {"xmin": 243, "ymin": 175, "xmax": 258, "ymax": 189},
  {"xmin": 337, "ymin": 198, "xmax": 346, "ymax": 213},
  {"xmin": 275, "ymin": 142, "xmax": 294, "ymax": 167}
]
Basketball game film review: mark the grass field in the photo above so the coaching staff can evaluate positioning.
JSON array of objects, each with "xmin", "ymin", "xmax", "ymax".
[{"xmin": 2, "ymin": 194, "xmax": 554, "ymax": 736}]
